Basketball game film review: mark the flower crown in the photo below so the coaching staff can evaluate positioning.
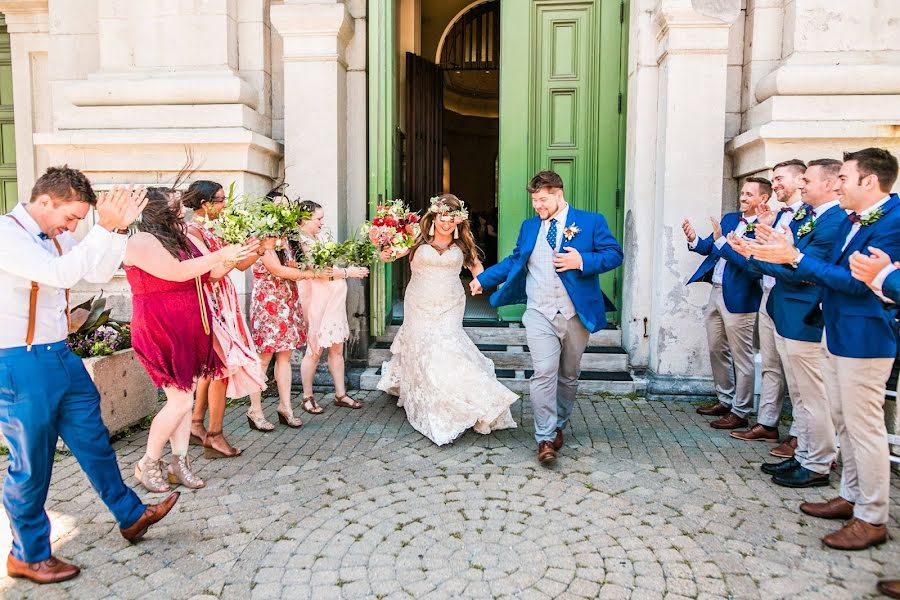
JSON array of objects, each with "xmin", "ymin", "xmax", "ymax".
[{"xmin": 429, "ymin": 196, "xmax": 469, "ymax": 220}]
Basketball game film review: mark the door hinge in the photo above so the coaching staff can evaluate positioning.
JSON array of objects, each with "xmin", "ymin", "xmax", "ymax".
[
  {"xmin": 620, "ymin": 1, "xmax": 625, "ymax": 24},
  {"xmin": 615, "ymin": 188, "xmax": 621, "ymax": 210},
  {"xmin": 617, "ymin": 92, "xmax": 623, "ymax": 114}
]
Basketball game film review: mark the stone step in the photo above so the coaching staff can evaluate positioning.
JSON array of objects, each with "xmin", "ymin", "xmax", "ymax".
[
  {"xmin": 366, "ymin": 344, "xmax": 628, "ymax": 371},
  {"xmin": 359, "ymin": 367, "xmax": 645, "ymax": 396},
  {"xmin": 376, "ymin": 324, "xmax": 621, "ymax": 347}
]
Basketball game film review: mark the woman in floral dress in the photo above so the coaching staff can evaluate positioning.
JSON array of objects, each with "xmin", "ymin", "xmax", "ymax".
[{"xmin": 247, "ymin": 195, "xmax": 332, "ymax": 430}]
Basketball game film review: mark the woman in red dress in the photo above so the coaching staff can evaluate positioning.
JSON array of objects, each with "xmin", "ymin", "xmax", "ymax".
[
  {"xmin": 124, "ymin": 188, "xmax": 256, "ymax": 493},
  {"xmin": 184, "ymin": 180, "xmax": 272, "ymax": 459},
  {"xmin": 246, "ymin": 194, "xmax": 331, "ymax": 430}
]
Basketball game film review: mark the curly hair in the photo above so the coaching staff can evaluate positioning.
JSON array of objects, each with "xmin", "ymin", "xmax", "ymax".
[{"xmin": 138, "ymin": 187, "xmax": 194, "ymax": 259}]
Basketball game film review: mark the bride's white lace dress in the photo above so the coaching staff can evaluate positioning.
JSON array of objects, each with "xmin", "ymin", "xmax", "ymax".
[{"xmin": 377, "ymin": 244, "xmax": 518, "ymax": 445}]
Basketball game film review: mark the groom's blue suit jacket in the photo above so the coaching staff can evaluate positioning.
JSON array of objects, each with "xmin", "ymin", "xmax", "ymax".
[{"xmin": 477, "ymin": 208, "xmax": 623, "ymax": 333}]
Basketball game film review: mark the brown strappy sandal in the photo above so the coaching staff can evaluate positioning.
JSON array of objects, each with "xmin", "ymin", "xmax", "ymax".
[
  {"xmin": 334, "ymin": 395, "xmax": 362, "ymax": 410},
  {"xmin": 189, "ymin": 419, "xmax": 206, "ymax": 446},
  {"xmin": 301, "ymin": 396, "xmax": 324, "ymax": 414},
  {"xmin": 203, "ymin": 431, "xmax": 242, "ymax": 459},
  {"xmin": 276, "ymin": 408, "xmax": 303, "ymax": 429}
]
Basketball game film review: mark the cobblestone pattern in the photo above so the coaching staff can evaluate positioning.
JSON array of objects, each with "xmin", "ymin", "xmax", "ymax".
[{"xmin": 1, "ymin": 393, "xmax": 899, "ymax": 599}]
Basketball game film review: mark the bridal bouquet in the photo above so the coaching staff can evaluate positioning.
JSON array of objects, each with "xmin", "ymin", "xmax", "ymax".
[
  {"xmin": 365, "ymin": 199, "xmax": 420, "ymax": 259},
  {"xmin": 213, "ymin": 185, "xmax": 310, "ymax": 244}
]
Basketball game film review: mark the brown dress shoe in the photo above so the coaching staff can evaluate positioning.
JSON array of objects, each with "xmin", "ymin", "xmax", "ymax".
[
  {"xmin": 6, "ymin": 554, "xmax": 80, "ymax": 584},
  {"xmin": 822, "ymin": 517, "xmax": 887, "ymax": 551},
  {"xmin": 120, "ymin": 492, "xmax": 180, "ymax": 542},
  {"xmin": 710, "ymin": 413, "xmax": 749, "ymax": 430},
  {"xmin": 730, "ymin": 424, "xmax": 779, "ymax": 442},
  {"xmin": 877, "ymin": 579, "xmax": 900, "ymax": 599},
  {"xmin": 553, "ymin": 428, "xmax": 563, "ymax": 451},
  {"xmin": 799, "ymin": 496, "xmax": 854, "ymax": 520},
  {"xmin": 696, "ymin": 402, "xmax": 731, "ymax": 417},
  {"xmin": 770, "ymin": 436, "xmax": 797, "ymax": 458},
  {"xmin": 538, "ymin": 441, "xmax": 557, "ymax": 463}
]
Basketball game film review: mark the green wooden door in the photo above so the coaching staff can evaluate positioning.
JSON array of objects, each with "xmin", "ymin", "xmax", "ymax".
[
  {"xmin": 498, "ymin": 0, "xmax": 625, "ymax": 321},
  {"xmin": 0, "ymin": 14, "xmax": 16, "ymax": 213},
  {"xmin": 368, "ymin": 0, "xmax": 398, "ymax": 336}
]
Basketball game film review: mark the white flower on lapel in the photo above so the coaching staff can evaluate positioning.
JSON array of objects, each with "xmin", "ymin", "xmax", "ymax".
[{"xmin": 562, "ymin": 223, "xmax": 580, "ymax": 241}]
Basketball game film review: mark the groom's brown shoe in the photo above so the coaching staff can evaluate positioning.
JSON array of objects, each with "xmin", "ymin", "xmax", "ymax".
[
  {"xmin": 553, "ymin": 428, "xmax": 563, "ymax": 451},
  {"xmin": 538, "ymin": 441, "xmax": 557, "ymax": 463},
  {"xmin": 120, "ymin": 492, "xmax": 180, "ymax": 542}
]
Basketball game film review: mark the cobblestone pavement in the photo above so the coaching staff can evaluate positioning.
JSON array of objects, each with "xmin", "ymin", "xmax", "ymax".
[{"xmin": 2, "ymin": 392, "xmax": 900, "ymax": 599}]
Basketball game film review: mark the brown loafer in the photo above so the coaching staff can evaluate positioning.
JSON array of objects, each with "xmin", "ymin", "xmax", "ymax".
[
  {"xmin": 799, "ymin": 496, "xmax": 854, "ymax": 520},
  {"xmin": 877, "ymin": 579, "xmax": 900, "ymax": 599},
  {"xmin": 770, "ymin": 436, "xmax": 797, "ymax": 458},
  {"xmin": 120, "ymin": 492, "xmax": 180, "ymax": 542},
  {"xmin": 822, "ymin": 517, "xmax": 887, "ymax": 551},
  {"xmin": 553, "ymin": 428, "xmax": 563, "ymax": 451},
  {"xmin": 6, "ymin": 554, "xmax": 80, "ymax": 584},
  {"xmin": 710, "ymin": 413, "xmax": 749, "ymax": 430},
  {"xmin": 730, "ymin": 424, "xmax": 779, "ymax": 442},
  {"xmin": 538, "ymin": 441, "xmax": 557, "ymax": 464},
  {"xmin": 696, "ymin": 402, "xmax": 731, "ymax": 417}
]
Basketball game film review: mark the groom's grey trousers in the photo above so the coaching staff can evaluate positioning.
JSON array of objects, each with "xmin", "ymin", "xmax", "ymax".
[{"xmin": 523, "ymin": 308, "xmax": 590, "ymax": 443}]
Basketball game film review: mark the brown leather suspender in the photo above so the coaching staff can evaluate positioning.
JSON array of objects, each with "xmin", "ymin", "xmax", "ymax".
[{"xmin": 5, "ymin": 215, "xmax": 70, "ymax": 350}]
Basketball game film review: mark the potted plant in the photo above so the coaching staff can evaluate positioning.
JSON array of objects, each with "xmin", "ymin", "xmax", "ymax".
[{"xmin": 68, "ymin": 295, "xmax": 158, "ymax": 435}]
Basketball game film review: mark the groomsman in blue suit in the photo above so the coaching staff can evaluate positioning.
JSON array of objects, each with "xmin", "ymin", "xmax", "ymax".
[
  {"xmin": 729, "ymin": 159, "xmax": 845, "ymax": 488},
  {"xmin": 731, "ymin": 160, "xmax": 806, "ymax": 451},
  {"xmin": 472, "ymin": 171, "xmax": 623, "ymax": 464},
  {"xmin": 682, "ymin": 178, "xmax": 770, "ymax": 430},
  {"xmin": 749, "ymin": 148, "xmax": 900, "ymax": 551}
]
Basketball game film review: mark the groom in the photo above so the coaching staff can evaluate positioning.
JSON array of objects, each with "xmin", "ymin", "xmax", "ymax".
[{"xmin": 471, "ymin": 171, "xmax": 623, "ymax": 463}]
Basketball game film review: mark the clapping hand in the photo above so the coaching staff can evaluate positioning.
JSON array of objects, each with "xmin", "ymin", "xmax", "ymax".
[
  {"xmin": 469, "ymin": 278, "xmax": 483, "ymax": 296},
  {"xmin": 709, "ymin": 217, "xmax": 723, "ymax": 240},
  {"xmin": 849, "ymin": 247, "xmax": 893, "ymax": 288},
  {"xmin": 96, "ymin": 184, "xmax": 148, "ymax": 231},
  {"xmin": 741, "ymin": 226, "xmax": 796, "ymax": 264},
  {"xmin": 756, "ymin": 206, "xmax": 777, "ymax": 227},
  {"xmin": 681, "ymin": 218, "xmax": 696, "ymax": 243},
  {"xmin": 725, "ymin": 232, "xmax": 753, "ymax": 258}
]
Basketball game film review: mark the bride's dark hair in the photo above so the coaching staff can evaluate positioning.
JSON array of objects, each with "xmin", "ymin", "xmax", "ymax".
[{"xmin": 410, "ymin": 193, "xmax": 482, "ymax": 268}]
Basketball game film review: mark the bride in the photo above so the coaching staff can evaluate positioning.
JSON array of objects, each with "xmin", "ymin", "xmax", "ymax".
[{"xmin": 377, "ymin": 194, "xmax": 518, "ymax": 445}]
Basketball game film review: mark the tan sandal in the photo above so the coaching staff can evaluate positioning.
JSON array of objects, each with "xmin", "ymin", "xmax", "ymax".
[
  {"xmin": 203, "ymin": 431, "xmax": 242, "ymax": 459},
  {"xmin": 246, "ymin": 410, "xmax": 275, "ymax": 432},
  {"xmin": 301, "ymin": 396, "xmax": 324, "ymax": 414},
  {"xmin": 334, "ymin": 395, "xmax": 362, "ymax": 410},
  {"xmin": 167, "ymin": 455, "xmax": 205, "ymax": 489},
  {"xmin": 135, "ymin": 456, "xmax": 171, "ymax": 493},
  {"xmin": 276, "ymin": 408, "xmax": 303, "ymax": 429}
]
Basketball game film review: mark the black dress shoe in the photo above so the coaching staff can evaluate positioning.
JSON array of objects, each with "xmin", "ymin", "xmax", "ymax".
[
  {"xmin": 760, "ymin": 457, "xmax": 799, "ymax": 476},
  {"xmin": 773, "ymin": 465, "xmax": 830, "ymax": 488}
]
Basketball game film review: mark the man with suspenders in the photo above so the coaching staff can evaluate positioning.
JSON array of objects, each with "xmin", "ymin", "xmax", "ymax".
[{"xmin": 0, "ymin": 166, "xmax": 178, "ymax": 584}]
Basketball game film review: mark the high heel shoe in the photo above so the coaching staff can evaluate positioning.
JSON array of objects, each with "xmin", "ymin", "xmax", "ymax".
[
  {"xmin": 135, "ymin": 456, "xmax": 171, "ymax": 493},
  {"xmin": 246, "ymin": 410, "xmax": 275, "ymax": 432},
  {"xmin": 167, "ymin": 455, "xmax": 205, "ymax": 489},
  {"xmin": 203, "ymin": 431, "xmax": 242, "ymax": 459},
  {"xmin": 276, "ymin": 409, "xmax": 303, "ymax": 429}
]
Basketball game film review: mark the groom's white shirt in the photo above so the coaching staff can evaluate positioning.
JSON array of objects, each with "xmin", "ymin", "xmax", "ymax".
[{"xmin": 526, "ymin": 203, "xmax": 576, "ymax": 321}]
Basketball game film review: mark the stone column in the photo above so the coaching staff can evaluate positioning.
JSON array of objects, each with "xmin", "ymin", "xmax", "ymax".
[
  {"xmin": 0, "ymin": 0, "xmax": 49, "ymax": 192},
  {"xmin": 271, "ymin": 0, "xmax": 354, "ymax": 240},
  {"xmin": 636, "ymin": 0, "xmax": 740, "ymax": 398}
]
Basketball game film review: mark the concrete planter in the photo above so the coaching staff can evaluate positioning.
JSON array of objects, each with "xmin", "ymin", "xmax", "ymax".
[{"xmin": 82, "ymin": 348, "xmax": 158, "ymax": 435}]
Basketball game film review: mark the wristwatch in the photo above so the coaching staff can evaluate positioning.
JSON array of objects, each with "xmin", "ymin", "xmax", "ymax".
[
  {"xmin": 789, "ymin": 251, "xmax": 804, "ymax": 269},
  {"xmin": 114, "ymin": 228, "xmax": 129, "ymax": 235}
]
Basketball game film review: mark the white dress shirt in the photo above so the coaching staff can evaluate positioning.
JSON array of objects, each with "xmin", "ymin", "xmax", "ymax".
[
  {"xmin": 689, "ymin": 214, "xmax": 756, "ymax": 285},
  {"xmin": 842, "ymin": 194, "xmax": 891, "ymax": 252},
  {"xmin": 812, "ymin": 199, "xmax": 841, "ymax": 219},
  {"xmin": 763, "ymin": 200, "xmax": 803, "ymax": 290},
  {"xmin": 0, "ymin": 203, "xmax": 127, "ymax": 348}
]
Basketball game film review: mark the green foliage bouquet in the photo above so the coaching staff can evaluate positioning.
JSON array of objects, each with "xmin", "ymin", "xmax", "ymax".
[{"xmin": 212, "ymin": 183, "xmax": 310, "ymax": 243}]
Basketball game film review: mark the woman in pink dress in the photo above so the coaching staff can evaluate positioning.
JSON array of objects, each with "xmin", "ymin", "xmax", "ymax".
[
  {"xmin": 124, "ymin": 188, "xmax": 257, "ymax": 493},
  {"xmin": 246, "ymin": 195, "xmax": 332, "ymax": 430},
  {"xmin": 297, "ymin": 201, "xmax": 370, "ymax": 413},
  {"xmin": 184, "ymin": 180, "xmax": 271, "ymax": 459}
]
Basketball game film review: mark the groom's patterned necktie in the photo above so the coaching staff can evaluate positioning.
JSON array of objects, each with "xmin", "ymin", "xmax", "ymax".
[{"xmin": 546, "ymin": 218, "xmax": 558, "ymax": 250}]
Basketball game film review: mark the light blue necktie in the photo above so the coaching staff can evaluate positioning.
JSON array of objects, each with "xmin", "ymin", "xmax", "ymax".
[{"xmin": 546, "ymin": 218, "xmax": 557, "ymax": 250}]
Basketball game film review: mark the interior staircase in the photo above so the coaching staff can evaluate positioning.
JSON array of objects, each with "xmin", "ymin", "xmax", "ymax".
[{"xmin": 359, "ymin": 320, "xmax": 645, "ymax": 395}]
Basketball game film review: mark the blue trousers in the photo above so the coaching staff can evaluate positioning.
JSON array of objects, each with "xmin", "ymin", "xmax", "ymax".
[{"xmin": 0, "ymin": 341, "xmax": 145, "ymax": 562}]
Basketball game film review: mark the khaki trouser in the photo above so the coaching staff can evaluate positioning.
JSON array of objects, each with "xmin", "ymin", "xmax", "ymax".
[
  {"xmin": 756, "ymin": 288, "xmax": 787, "ymax": 427},
  {"xmin": 822, "ymin": 336, "xmax": 893, "ymax": 524},
  {"xmin": 775, "ymin": 333, "xmax": 835, "ymax": 474},
  {"xmin": 704, "ymin": 285, "xmax": 757, "ymax": 416}
]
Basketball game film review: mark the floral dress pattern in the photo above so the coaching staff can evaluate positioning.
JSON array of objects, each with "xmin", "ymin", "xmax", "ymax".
[{"xmin": 249, "ymin": 244, "xmax": 307, "ymax": 353}]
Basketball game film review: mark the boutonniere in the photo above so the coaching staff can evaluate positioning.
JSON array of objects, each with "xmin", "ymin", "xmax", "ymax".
[
  {"xmin": 563, "ymin": 223, "xmax": 580, "ymax": 241},
  {"xmin": 861, "ymin": 208, "xmax": 884, "ymax": 227},
  {"xmin": 793, "ymin": 206, "xmax": 808, "ymax": 221},
  {"xmin": 797, "ymin": 219, "xmax": 815, "ymax": 238},
  {"xmin": 744, "ymin": 222, "xmax": 757, "ymax": 234}
]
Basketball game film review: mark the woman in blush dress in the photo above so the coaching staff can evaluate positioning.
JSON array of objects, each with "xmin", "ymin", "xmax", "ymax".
[
  {"xmin": 124, "ymin": 188, "xmax": 257, "ymax": 493},
  {"xmin": 296, "ymin": 201, "xmax": 370, "ymax": 414}
]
